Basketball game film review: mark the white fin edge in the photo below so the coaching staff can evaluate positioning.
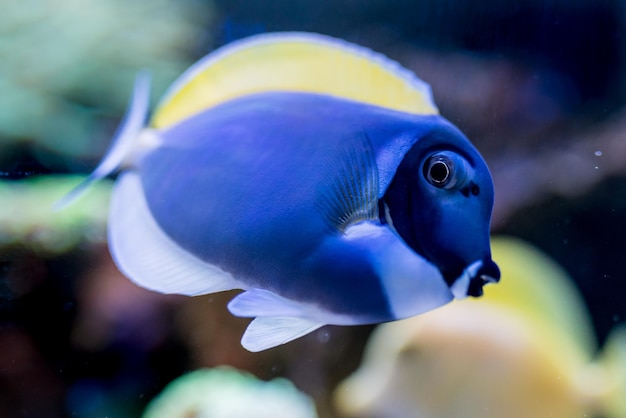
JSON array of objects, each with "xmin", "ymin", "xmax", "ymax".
[
  {"xmin": 54, "ymin": 71, "xmax": 151, "ymax": 210},
  {"xmin": 109, "ymin": 172, "xmax": 242, "ymax": 296},
  {"xmin": 241, "ymin": 317, "xmax": 324, "ymax": 352}
]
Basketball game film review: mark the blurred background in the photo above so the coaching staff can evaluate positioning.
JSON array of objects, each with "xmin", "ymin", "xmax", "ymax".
[{"xmin": 1, "ymin": 0, "xmax": 626, "ymax": 417}]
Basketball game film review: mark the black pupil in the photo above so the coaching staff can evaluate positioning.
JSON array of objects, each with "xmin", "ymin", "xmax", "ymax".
[{"xmin": 429, "ymin": 161, "xmax": 449, "ymax": 184}]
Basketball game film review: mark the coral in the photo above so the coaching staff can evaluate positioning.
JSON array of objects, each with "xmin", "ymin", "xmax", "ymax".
[
  {"xmin": 0, "ymin": 0, "xmax": 212, "ymax": 160},
  {"xmin": 143, "ymin": 367, "xmax": 318, "ymax": 418},
  {"xmin": 0, "ymin": 175, "xmax": 111, "ymax": 254}
]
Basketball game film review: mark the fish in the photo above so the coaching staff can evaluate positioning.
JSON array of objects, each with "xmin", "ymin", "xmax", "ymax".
[
  {"xmin": 334, "ymin": 237, "xmax": 626, "ymax": 418},
  {"xmin": 58, "ymin": 32, "xmax": 500, "ymax": 352}
]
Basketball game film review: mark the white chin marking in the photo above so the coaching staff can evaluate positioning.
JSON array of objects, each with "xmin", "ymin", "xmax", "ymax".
[
  {"xmin": 383, "ymin": 202, "xmax": 399, "ymax": 235},
  {"xmin": 451, "ymin": 260, "xmax": 483, "ymax": 299}
]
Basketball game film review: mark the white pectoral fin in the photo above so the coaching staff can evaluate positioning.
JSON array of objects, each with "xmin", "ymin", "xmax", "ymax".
[
  {"xmin": 109, "ymin": 172, "xmax": 240, "ymax": 296},
  {"xmin": 228, "ymin": 289, "xmax": 325, "ymax": 352},
  {"xmin": 345, "ymin": 222, "xmax": 454, "ymax": 319}
]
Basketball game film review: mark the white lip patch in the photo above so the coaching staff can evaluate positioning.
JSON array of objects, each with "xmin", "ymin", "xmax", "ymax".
[
  {"xmin": 383, "ymin": 202, "xmax": 397, "ymax": 234},
  {"xmin": 451, "ymin": 259, "xmax": 483, "ymax": 299}
]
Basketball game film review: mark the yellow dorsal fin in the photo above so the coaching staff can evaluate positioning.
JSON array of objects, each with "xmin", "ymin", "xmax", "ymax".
[{"xmin": 151, "ymin": 32, "xmax": 438, "ymax": 129}]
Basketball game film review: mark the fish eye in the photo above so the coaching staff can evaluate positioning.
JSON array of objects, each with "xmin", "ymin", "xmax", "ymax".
[{"xmin": 423, "ymin": 152, "xmax": 470, "ymax": 189}]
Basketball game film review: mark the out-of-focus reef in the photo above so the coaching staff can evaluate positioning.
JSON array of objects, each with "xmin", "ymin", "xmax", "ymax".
[
  {"xmin": 0, "ymin": 0, "xmax": 212, "ymax": 165},
  {"xmin": 143, "ymin": 367, "xmax": 318, "ymax": 418},
  {"xmin": 0, "ymin": 176, "xmax": 110, "ymax": 254}
]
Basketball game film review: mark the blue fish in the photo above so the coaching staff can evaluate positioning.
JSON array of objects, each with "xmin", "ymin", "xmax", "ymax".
[{"xmin": 60, "ymin": 32, "xmax": 500, "ymax": 351}]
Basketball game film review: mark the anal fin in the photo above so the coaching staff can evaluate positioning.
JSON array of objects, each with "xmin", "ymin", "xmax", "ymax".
[{"xmin": 228, "ymin": 289, "xmax": 325, "ymax": 351}]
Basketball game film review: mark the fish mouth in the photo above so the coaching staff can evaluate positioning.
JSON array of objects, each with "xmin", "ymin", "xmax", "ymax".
[
  {"xmin": 450, "ymin": 258, "xmax": 501, "ymax": 299},
  {"xmin": 467, "ymin": 258, "xmax": 500, "ymax": 297}
]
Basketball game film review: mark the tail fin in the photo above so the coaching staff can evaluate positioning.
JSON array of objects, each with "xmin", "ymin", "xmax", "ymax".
[{"xmin": 54, "ymin": 71, "xmax": 151, "ymax": 210}]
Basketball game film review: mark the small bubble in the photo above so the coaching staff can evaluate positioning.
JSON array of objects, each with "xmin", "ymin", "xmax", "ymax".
[
  {"xmin": 595, "ymin": 150, "xmax": 603, "ymax": 156},
  {"xmin": 317, "ymin": 329, "xmax": 331, "ymax": 344},
  {"xmin": 613, "ymin": 315, "xmax": 620, "ymax": 322}
]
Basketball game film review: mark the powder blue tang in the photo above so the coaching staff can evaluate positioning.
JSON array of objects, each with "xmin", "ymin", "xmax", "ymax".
[{"xmin": 60, "ymin": 32, "xmax": 500, "ymax": 351}]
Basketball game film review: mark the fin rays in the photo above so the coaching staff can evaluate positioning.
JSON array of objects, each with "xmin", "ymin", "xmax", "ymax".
[{"xmin": 318, "ymin": 134, "xmax": 379, "ymax": 232}]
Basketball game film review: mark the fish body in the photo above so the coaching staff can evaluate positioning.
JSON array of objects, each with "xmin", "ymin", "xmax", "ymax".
[
  {"xmin": 61, "ymin": 32, "xmax": 500, "ymax": 351},
  {"xmin": 141, "ymin": 91, "xmax": 470, "ymax": 320}
]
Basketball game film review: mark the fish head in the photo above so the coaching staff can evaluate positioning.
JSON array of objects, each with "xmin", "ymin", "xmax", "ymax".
[{"xmin": 383, "ymin": 120, "xmax": 500, "ymax": 298}]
